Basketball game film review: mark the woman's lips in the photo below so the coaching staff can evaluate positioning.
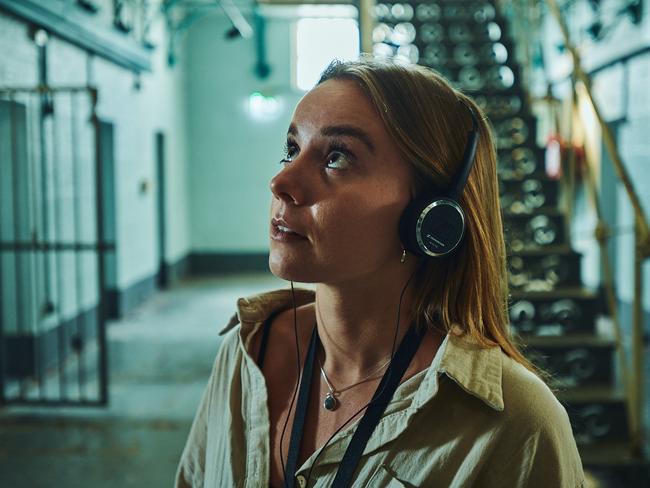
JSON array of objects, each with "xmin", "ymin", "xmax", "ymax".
[{"xmin": 270, "ymin": 219, "xmax": 308, "ymax": 242}]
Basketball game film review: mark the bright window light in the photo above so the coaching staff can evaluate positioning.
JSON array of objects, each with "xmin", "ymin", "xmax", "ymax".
[{"xmin": 295, "ymin": 18, "xmax": 359, "ymax": 92}]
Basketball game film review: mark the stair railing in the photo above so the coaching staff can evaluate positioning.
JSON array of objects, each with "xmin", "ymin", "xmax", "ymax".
[
  {"xmin": 568, "ymin": 81, "xmax": 634, "ymax": 446},
  {"xmin": 546, "ymin": 0, "xmax": 650, "ymax": 455}
]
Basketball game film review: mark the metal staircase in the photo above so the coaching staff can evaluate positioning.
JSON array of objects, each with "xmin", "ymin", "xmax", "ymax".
[{"xmin": 370, "ymin": 1, "xmax": 648, "ymax": 485}]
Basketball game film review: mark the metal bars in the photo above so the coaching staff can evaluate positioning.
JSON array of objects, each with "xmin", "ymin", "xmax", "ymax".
[{"xmin": 0, "ymin": 85, "xmax": 109, "ymax": 406}]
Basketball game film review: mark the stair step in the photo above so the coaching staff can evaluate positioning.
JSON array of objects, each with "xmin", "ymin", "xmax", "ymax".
[
  {"xmin": 523, "ymin": 337, "xmax": 616, "ymax": 386},
  {"xmin": 377, "ymin": 4, "xmax": 504, "ymax": 26},
  {"xmin": 413, "ymin": 36, "xmax": 517, "ymax": 51},
  {"xmin": 510, "ymin": 287, "xmax": 600, "ymax": 300},
  {"xmin": 500, "ymin": 178, "xmax": 560, "ymax": 214},
  {"xmin": 508, "ymin": 289, "xmax": 605, "ymax": 337},
  {"xmin": 503, "ymin": 207, "xmax": 564, "ymax": 218},
  {"xmin": 502, "ymin": 207, "xmax": 561, "ymax": 219},
  {"xmin": 508, "ymin": 247, "xmax": 582, "ymax": 291},
  {"xmin": 496, "ymin": 140, "xmax": 544, "ymax": 154},
  {"xmin": 509, "ymin": 243, "xmax": 574, "ymax": 255},
  {"xmin": 497, "ymin": 146, "xmax": 546, "ymax": 180},
  {"xmin": 581, "ymin": 445, "xmax": 650, "ymax": 488},
  {"xmin": 498, "ymin": 170, "xmax": 550, "ymax": 183},
  {"xmin": 555, "ymin": 385, "xmax": 629, "ymax": 444},
  {"xmin": 477, "ymin": 97, "xmax": 529, "ymax": 119},
  {"xmin": 414, "ymin": 57, "xmax": 515, "ymax": 72},
  {"xmin": 521, "ymin": 334, "xmax": 616, "ymax": 348},
  {"xmin": 580, "ymin": 442, "xmax": 646, "ymax": 466},
  {"xmin": 557, "ymin": 385, "xmax": 626, "ymax": 403},
  {"xmin": 504, "ymin": 210, "xmax": 567, "ymax": 251}
]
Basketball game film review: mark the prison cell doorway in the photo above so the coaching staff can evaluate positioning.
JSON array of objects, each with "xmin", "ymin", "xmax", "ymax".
[{"xmin": 0, "ymin": 86, "xmax": 110, "ymax": 406}]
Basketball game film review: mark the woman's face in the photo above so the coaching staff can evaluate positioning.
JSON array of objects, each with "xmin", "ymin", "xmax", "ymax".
[{"xmin": 269, "ymin": 79, "xmax": 415, "ymax": 284}]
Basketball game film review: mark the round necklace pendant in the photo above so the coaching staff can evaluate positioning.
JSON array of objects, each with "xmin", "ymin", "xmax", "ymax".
[{"xmin": 323, "ymin": 392, "xmax": 338, "ymax": 411}]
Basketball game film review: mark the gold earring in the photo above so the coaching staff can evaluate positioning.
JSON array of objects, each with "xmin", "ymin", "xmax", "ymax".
[{"xmin": 400, "ymin": 248, "xmax": 407, "ymax": 263}]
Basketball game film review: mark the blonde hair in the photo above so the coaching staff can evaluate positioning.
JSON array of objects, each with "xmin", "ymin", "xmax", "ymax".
[{"xmin": 318, "ymin": 57, "xmax": 538, "ymax": 375}]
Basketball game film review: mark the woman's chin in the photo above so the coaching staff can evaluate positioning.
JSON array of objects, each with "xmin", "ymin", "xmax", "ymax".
[{"xmin": 268, "ymin": 254, "xmax": 319, "ymax": 283}]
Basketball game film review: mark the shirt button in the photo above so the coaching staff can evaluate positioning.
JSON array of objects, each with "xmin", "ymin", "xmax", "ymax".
[{"xmin": 296, "ymin": 474, "xmax": 306, "ymax": 488}]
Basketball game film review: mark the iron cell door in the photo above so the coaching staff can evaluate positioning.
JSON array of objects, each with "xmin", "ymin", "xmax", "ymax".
[{"xmin": 0, "ymin": 86, "xmax": 110, "ymax": 406}]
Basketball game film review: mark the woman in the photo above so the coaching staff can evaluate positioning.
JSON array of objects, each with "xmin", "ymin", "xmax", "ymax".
[{"xmin": 176, "ymin": 58, "xmax": 584, "ymax": 487}]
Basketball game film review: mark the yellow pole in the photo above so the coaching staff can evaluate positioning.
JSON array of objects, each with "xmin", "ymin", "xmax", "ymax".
[
  {"xmin": 546, "ymin": 0, "xmax": 649, "ymax": 453},
  {"xmin": 545, "ymin": 0, "xmax": 650, "ymax": 247},
  {"xmin": 632, "ymin": 226, "xmax": 645, "ymax": 454},
  {"xmin": 571, "ymin": 94, "xmax": 634, "ymax": 443},
  {"xmin": 358, "ymin": 0, "xmax": 375, "ymax": 54}
]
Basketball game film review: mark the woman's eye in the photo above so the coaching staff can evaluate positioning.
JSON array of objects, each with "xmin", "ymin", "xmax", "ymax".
[
  {"xmin": 280, "ymin": 142, "xmax": 298, "ymax": 163},
  {"xmin": 326, "ymin": 151, "xmax": 351, "ymax": 170},
  {"xmin": 278, "ymin": 141, "xmax": 353, "ymax": 170}
]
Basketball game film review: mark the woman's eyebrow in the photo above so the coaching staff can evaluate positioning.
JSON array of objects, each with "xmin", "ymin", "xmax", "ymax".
[
  {"xmin": 321, "ymin": 125, "xmax": 376, "ymax": 154},
  {"xmin": 287, "ymin": 123, "xmax": 376, "ymax": 154}
]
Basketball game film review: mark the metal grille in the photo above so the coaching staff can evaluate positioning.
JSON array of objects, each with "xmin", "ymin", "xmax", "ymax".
[{"xmin": 0, "ymin": 86, "xmax": 110, "ymax": 406}]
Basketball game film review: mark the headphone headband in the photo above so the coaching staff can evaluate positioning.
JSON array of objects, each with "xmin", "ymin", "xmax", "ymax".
[
  {"xmin": 398, "ymin": 99, "xmax": 480, "ymax": 258},
  {"xmin": 447, "ymin": 100, "xmax": 479, "ymax": 200}
]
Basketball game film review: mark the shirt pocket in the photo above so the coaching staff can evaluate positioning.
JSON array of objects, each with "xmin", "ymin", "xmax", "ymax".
[{"xmin": 363, "ymin": 463, "xmax": 410, "ymax": 487}]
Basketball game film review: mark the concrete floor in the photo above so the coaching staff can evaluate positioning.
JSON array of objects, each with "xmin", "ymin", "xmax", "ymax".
[{"xmin": 0, "ymin": 273, "xmax": 287, "ymax": 488}]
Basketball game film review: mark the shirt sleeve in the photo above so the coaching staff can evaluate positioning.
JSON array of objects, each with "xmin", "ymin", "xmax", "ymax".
[
  {"xmin": 514, "ymin": 416, "xmax": 585, "ymax": 488},
  {"xmin": 174, "ymin": 327, "xmax": 239, "ymax": 488}
]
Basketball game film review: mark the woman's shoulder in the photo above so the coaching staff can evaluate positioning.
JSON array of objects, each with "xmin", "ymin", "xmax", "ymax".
[
  {"xmin": 474, "ymin": 352, "xmax": 585, "ymax": 487},
  {"xmin": 499, "ymin": 352, "xmax": 575, "ymax": 438},
  {"xmin": 218, "ymin": 287, "xmax": 315, "ymax": 338},
  {"xmin": 215, "ymin": 289, "xmax": 316, "ymax": 372},
  {"xmin": 501, "ymin": 353, "xmax": 564, "ymax": 414},
  {"xmin": 252, "ymin": 301, "xmax": 316, "ymax": 369}
]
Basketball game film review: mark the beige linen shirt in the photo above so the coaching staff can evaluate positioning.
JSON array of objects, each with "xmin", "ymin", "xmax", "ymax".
[{"xmin": 175, "ymin": 288, "xmax": 585, "ymax": 488}]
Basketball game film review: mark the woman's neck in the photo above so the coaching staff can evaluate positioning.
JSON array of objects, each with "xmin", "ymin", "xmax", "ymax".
[{"xmin": 313, "ymin": 263, "xmax": 420, "ymax": 383}]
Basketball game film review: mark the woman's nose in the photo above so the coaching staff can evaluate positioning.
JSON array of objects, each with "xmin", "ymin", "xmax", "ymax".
[{"xmin": 270, "ymin": 160, "xmax": 309, "ymax": 205}]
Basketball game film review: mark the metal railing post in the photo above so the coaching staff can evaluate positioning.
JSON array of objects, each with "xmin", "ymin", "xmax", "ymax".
[
  {"xmin": 570, "ymin": 91, "xmax": 635, "ymax": 443},
  {"xmin": 633, "ymin": 224, "xmax": 646, "ymax": 454},
  {"xmin": 358, "ymin": 0, "xmax": 376, "ymax": 54},
  {"xmin": 546, "ymin": 0, "xmax": 650, "ymax": 454}
]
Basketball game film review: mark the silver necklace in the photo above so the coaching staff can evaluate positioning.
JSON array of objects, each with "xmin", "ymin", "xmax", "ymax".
[{"xmin": 317, "ymin": 352, "xmax": 392, "ymax": 411}]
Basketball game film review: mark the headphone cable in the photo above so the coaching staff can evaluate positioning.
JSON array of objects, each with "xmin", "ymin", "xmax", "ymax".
[
  {"xmin": 279, "ymin": 281, "xmax": 304, "ymax": 488},
  {"xmin": 278, "ymin": 261, "xmax": 423, "ymax": 487}
]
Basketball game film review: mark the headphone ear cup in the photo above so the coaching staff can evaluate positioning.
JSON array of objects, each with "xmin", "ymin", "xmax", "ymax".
[{"xmin": 399, "ymin": 196, "xmax": 466, "ymax": 257}]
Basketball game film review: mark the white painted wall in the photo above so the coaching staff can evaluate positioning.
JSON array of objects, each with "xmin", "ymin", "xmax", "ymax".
[
  {"xmin": 184, "ymin": 12, "xmax": 304, "ymax": 253},
  {"xmin": 92, "ymin": 18, "xmax": 191, "ymax": 286}
]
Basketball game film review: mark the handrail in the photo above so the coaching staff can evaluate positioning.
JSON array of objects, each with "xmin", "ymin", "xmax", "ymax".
[
  {"xmin": 545, "ymin": 0, "xmax": 650, "ymax": 454},
  {"xmin": 569, "ymin": 87, "xmax": 633, "ymax": 443},
  {"xmin": 545, "ymin": 0, "xmax": 650, "ymax": 248},
  {"xmin": 358, "ymin": 0, "xmax": 376, "ymax": 54}
]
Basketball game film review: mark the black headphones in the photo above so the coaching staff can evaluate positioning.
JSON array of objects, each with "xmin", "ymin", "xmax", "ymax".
[{"xmin": 398, "ymin": 100, "xmax": 479, "ymax": 258}]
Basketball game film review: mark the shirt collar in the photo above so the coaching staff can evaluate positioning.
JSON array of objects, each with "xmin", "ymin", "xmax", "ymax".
[
  {"xmin": 424, "ymin": 329, "xmax": 504, "ymax": 411},
  {"xmin": 218, "ymin": 287, "xmax": 316, "ymax": 336},
  {"xmin": 220, "ymin": 287, "xmax": 504, "ymax": 412}
]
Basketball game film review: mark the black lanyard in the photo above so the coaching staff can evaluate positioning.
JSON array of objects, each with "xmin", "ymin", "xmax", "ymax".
[{"xmin": 284, "ymin": 322, "xmax": 424, "ymax": 488}]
